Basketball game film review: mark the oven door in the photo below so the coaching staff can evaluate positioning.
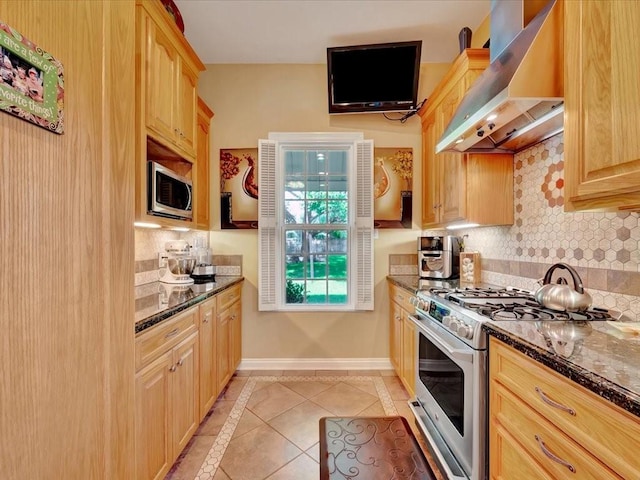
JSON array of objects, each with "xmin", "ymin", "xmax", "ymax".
[{"xmin": 408, "ymin": 314, "xmax": 475, "ymax": 478}]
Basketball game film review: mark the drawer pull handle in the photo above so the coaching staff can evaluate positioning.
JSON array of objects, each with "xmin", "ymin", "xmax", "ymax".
[
  {"xmin": 165, "ymin": 328, "xmax": 180, "ymax": 339},
  {"xmin": 169, "ymin": 364, "xmax": 177, "ymax": 372},
  {"xmin": 535, "ymin": 386, "xmax": 576, "ymax": 416},
  {"xmin": 535, "ymin": 435, "xmax": 576, "ymax": 473}
]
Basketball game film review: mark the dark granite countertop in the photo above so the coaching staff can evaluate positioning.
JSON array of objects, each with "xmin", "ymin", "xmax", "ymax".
[
  {"xmin": 135, "ymin": 276, "xmax": 244, "ymax": 334},
  {"xmin": 387, "ymin": 275, "xmax": 640, "ymax": 418},
  {"xmin": 387, "ymin": 275, "xmax": 468, "ymax": 293},
  {"xmin": 484, "ymin": 321, "xmax": 640, "ymax": 418}
]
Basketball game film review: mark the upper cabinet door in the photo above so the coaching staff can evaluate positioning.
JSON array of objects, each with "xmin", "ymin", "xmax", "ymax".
[
  {"xmin": 565, "ymin": 0, "xmax": 640, "ymax": 211},
  {"xmin": 145, "ymin": 17, "xmax": 177, "ymax": 142},
  {"xmin": 176, "ymin": 59, "xmax": 198, "ymax": 156}
]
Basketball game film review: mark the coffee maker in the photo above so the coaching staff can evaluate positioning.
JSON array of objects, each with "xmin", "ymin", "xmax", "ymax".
[
  {"xmin": 418, "ymin": 236, "xmax": 460, "ymax": 279},
  {"xmin": 159, "ymin": 240, "xmax": 196, "ymax": 284}
]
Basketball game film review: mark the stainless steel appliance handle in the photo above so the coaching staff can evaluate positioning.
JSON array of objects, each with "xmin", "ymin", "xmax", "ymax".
[
  {"xmin": 409, "ymin": 400, "xmax": 469, "ymax": 480},
  {"xmin": 535, "ymin": 435, "xmax": 576, "ymax": 473},
  {"xmin": 408, "ymin": 314, "xmax": 474, "ymax": 364}
]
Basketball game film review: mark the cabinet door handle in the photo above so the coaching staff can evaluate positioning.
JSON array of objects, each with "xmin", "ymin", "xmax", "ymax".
[
  {"xmin": 535, "ymin": 386, "xmax": 576, "ymax": 416},
  {"xmin": 177, "ymin": 358, "xmax": 184, "ymax": 367},
  {"xmin": 394, "ymin": 315, "xmax": 401, "ymax": 321},
  {"xmin": 165, "ymin": 328, "xmax": 180, "ymax": 339},
  {"xmin": 169, "ymin": 364, "xmax": 177, "ymax": 372},
  {"xmin": 535, "ymin": 435, "xmax": 576, "ymax": 473},
  {"xmin": 203, "ymin": 317, "xmax": 210, "ymax": 324}
]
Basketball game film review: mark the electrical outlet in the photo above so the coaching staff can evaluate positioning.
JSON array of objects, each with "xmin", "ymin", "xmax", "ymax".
[{"xmin": 158, "ymin": 253, "xmax": 167, "ymax": 268}]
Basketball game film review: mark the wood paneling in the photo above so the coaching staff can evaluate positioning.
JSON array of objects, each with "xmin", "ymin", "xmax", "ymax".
[{"xmin": 0, "ymin": 2, "xmax": 135, "ymax": 478}]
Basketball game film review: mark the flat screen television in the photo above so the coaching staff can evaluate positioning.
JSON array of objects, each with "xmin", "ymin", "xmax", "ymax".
[{"xmin": 327, "ymin": 40, "xmax": 422, "ymax": 114}]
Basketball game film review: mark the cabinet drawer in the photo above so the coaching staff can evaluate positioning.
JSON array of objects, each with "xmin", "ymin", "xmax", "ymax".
[
  {"xmin": 490, "ymin": 339, "xmax": 640, "ymax": 478},
  {"xmin": 217, "ymin": 283, "xmax": 242, "ymax": 312},
  {"xmin": 492, "ymin": 383, "xmax": 621, "ymax": 480},
  {"xmin": 136, "ymin": 306, "xmax": 198, "ymax": 371},
  {"xmin": 388, "ymin": 283, "xmax": 414, "ymax": 313},
  {"xmin": 218, "ymin": 300, "xmax": 240, "ymax": 324}
]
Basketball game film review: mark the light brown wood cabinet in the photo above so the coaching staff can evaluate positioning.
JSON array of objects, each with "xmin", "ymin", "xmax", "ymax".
[
  {"xmin": 419, "ymin": 49, "xmax": 514, "ymax": 228},
  {"xmin": 200, "ymin": 282, "xmax": 243, "ymax": 419},
  {"xmin": 388, "ymin": 282, "xmax": 415, "ymax": 396},
  {"xmin": 134, "ymin": 0, "xmax": 205, "ymax": 227},
  {"xmin": 198, "ymin": 296, "xmax": 217, "ymax": 419},
  {"xmin": 194, "ymin": 98, "xmax": 214, "ymax": 230},
  {"xmin": 564, "ymin": 1, "xmax": 640, "ymax": 211},
  {"xmin": 216, "ymin": 283, "xmax": 243, "ymax": 393},
  {"xmin": 135, "ymin": 307, "xmax": 200, "ymax": 480},
  {"xmin": 138, "ymin": 0, "xmax": 201, "ymax": 161},
  {"xmin": 489, "ymin": 337, "xmax": 640, "ymax": 479}
]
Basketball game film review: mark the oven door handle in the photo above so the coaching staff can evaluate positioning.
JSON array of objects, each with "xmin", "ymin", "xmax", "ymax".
[{"xmin": 408, "ymin": 314, "xmax": 474, "ymax": 364}]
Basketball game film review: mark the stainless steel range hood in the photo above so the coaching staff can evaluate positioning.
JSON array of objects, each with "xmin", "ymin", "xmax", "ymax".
[{"xmin": 436, "ymin": 0, "xmax": 563, "ymax": 154}]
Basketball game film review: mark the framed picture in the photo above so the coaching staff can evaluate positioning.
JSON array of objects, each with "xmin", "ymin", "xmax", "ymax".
[
  {"xmin": 220, "ymin": 148, "xmax": 258, "ymax": 229},
  {"xmin": 0, "ymin": 22, "xmax": 64, "ymax": 134},
  {"xmin": 374, "ymin": 147, "xmax": 413, "ymax": 228}
]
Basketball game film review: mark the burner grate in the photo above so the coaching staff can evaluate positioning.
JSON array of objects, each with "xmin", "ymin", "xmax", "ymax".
[{"xmin": 427, "ymin": 286, "xmax": 617, "ymax": 322}]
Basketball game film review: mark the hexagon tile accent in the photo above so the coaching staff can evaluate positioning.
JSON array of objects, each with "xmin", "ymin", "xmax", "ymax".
[
  {"xmin": 542, "ymin": 160, "xmax": 564, "ymax": 207},
  {"xmin": 422, "ymin": 133, "xmax": 640, "ymax": 317}
]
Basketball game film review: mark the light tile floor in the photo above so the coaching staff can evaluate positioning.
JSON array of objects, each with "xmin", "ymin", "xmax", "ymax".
[{"xmin": 166, "ymin": 370, "xmax": 444, "ymax": 480}]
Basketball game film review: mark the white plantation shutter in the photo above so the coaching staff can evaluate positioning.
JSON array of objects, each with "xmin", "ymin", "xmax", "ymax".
[
  {"xmin": 258, "ymin": 139, "xmax": 277, "ymax": 310},
  {"xmin": 354, "ymin": 139, "xmax": 374, "ymax": 310}
]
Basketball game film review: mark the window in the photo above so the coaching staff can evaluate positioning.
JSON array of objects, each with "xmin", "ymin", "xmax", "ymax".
[{"xmin": 258, "ymin": 133, "xmax": 374, "ymax": 311}]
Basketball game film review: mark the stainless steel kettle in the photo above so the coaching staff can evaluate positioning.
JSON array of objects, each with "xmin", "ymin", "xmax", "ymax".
[{"xmin": 534, "ymin": 263, "xmax": 592, "ymax": 312}]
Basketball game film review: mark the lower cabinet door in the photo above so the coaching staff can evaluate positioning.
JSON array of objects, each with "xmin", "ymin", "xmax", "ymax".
[
  {"xmin": 216, "ymin": 308, "xmax": 231, "ymax": 393},
  {"xmin": 199, "ymin": 297, "xmax": 217, "ymax": 419},
  {"xmin": 401, "ymin": 315, "xmax": 415, "ymax": 396},
  {"xmin": 135, "ymin": 350, "xmax": 173, "ymax": 480},
  {"xmin": 230, "ymin": 302, "xmax": 242, "ymax": 371},
  {"xmin": 172, "ymin": 332, "xmax": 200, "ymax": 456}
]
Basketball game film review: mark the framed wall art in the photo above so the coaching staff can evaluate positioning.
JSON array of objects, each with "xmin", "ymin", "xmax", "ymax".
[
  {"xmin": 374, "ymin": 147, "xmax": 413, "ymax": 228},
  {"xmin": 220, "ymin": 148, "xmax": 259, "ymax": 229},
  {"xmin": 0, "ymin": 22, "xmax": 64, "ymax": 134}
]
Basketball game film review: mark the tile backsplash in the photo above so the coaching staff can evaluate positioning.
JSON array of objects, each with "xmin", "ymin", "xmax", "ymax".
[
  {"xmin": 424, "ymin": 133, "xmax": 640, "ymax": 318},
  {"xmin": 134, "ymin": 228, "xmax": 241, "ymax": 286}
]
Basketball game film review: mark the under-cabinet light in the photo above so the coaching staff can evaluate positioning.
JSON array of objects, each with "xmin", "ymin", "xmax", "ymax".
[
  {"xmin": 486, "ymin": 114, "xmax": 497, "ymax": 121},
  {"xmin": 446, "ymin": 222, "xmax": 479, "ymax": 230},
  {"xmin": 134, "ymin": 222, "xmax": 161, "ymax": 229},
  {"xmin": 171, "ymin": 227, "xmax": 190, "ymax": 232}
]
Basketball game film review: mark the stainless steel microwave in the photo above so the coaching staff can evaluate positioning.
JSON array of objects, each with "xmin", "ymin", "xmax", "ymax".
[{"xmin": 147, "ymin": 161, "xmax": 193, "ymax": 220}]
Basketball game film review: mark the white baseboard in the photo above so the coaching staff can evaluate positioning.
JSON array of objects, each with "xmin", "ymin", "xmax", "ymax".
[{"xmin": 238, "ymin": 357, "xmax": 393, "ymax": 371}]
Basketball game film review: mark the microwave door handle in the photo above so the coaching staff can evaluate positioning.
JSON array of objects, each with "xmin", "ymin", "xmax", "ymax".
[
  {"xmin": 408, "ymin": 314, "xmax": 474, "ymax": 364},
  {"xmin": 186, "ymin": 184, "xmax": 193, "ymax": 211}
]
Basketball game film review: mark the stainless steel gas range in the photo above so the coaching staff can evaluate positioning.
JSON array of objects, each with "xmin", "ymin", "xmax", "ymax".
[{"xmin": 406, "ymin": 286, "xmax": 622, "ymax": 480}]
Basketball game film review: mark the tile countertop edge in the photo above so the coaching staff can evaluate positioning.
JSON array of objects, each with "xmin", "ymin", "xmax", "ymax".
[
  {"xmin": 135, "ymin": 276, "xmax": 244, "ymax": 334},
  {"xmin": 483, "ymin": 322, "xmax": 640, "ymax": 419}
]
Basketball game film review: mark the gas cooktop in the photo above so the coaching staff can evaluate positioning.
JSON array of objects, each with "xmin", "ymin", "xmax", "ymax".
[{"xmin": 426, "ymin": 286, "xmax": 621, "ymax": 322}]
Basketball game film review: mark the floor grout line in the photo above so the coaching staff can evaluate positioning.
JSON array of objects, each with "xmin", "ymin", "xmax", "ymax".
[{"xmin": 192, "ymin": 375, "xmax": 397, "ymax": 480}]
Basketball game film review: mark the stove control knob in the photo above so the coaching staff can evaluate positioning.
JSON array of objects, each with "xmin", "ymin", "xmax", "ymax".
[
  {"xmin": 457, "ymin": 324, "xmax": 474, "ymax": 339},
  {"xmin": 417, "ymin": 298, "xmax": 426, "ymax": 310},
  {"xmin": 448, "ymin": 316, "xmax": 460, "ymax": 331},
  {"xmin": 442, "ymin": 315, "xmax": 453, "ymax": 328}
]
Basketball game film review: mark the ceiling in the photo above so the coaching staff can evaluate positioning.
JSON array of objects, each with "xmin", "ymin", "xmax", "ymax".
[{"xmin": 173, "ymin": 0, "xmax": 491, "ymax": 64}]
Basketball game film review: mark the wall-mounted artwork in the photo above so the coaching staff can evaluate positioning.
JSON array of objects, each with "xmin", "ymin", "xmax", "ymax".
[
  {"xmin": 220, "ymin": 148, "xmax": 259, "ymax": 229},
  {"xmin": 0, "ymin": 22, "xmax": 64, "ymax": 134},
  {"xmin": 374, "ymin": 147, "xmax": 413, "ymax": 228}
]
